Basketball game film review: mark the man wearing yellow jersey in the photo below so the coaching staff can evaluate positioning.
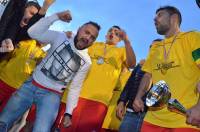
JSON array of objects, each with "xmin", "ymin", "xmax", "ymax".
[
  {"xmin": 102, "ymin": 67, "xmax": 131, "ymax": 131},
  {"xmin": 0, "ymin": 39, "xmax": 46, "ymax": 132},
  {"xmin": 0, "ymin": 40, "xmax": 46, "ymax": 112},
  {"xmin": 133, "ymin": 6, "xmax": 200, "ymax": 132},
  {"xmin": 60, "ymin": 25, "xmax": 136, "ymax": 132}
]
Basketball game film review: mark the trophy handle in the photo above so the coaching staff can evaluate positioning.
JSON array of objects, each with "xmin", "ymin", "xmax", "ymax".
[{"xmin": 167, "ymin": 99, "xmax": 187, "ymax": 116}]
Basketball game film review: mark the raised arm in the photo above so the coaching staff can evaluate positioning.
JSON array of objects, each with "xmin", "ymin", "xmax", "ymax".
[
  {"xmin": 25, "ymin": 0, "xmax": 56, "ymax": 31},
  {"xmin": 28, "ymin": 10, "xmax": 72, "ymax": 44},
  {"xmin": 39, "ymin": 0, "xmax": 55, "ymax": 15},
  {"xmin": 119, "ymin": 30, "xmax": 136, "ymax": 68}
]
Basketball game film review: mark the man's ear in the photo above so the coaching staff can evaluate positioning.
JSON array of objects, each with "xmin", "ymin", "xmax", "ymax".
[
  {"xmin": 170, "ymin": 14, "xmax": 179, "ymax": 25},
  {"xmin": 105, "ymin": 34, "xmax": 108, "ymax": 40}
]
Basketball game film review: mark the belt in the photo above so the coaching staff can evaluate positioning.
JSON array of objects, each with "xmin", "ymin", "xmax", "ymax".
[
  {"xmin": 32, "ymin": 79, "xmax": 62, "ymax": 95},
  {"xmin": 126, "ymin": 108, "xmax": 135, "ymax": 113}
]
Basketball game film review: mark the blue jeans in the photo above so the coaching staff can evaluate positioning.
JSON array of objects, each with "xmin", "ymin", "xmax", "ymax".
[
  {"xmin": 119, "ymin": 111, "xmax": 146, "ymax": 132},
  {"xmin": 0, "ymin": 77, "xmax": 61, "ymax": 132}
]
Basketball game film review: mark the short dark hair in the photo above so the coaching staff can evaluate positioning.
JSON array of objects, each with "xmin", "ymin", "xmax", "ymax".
[
  {"xmin": 25, "ymin": 1, "xmax": 41, "ymax": 11},
  {"xmin": 153, "ymin": 38, "xmax": 163, "ymax": 42},
  {"xmin": 197, "ymin": 0, "xmax": 200, "ymax": 8},
  {"xmin": 112, "ymin": 25, "xmax": 121, "ymax": 30},
  {"xmin": 82, "ymin": 21, "xmax": 101, "ymax": 31},
  {"xmin": 156, "ymin": 6, "xmax": 182, "ymax": 26}
]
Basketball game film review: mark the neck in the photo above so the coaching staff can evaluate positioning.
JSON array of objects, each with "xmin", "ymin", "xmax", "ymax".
[
  {"xmin": 106, "ymin": 41, "xmax": 117, "ymax": 45},
  {"xmin": 164, "ymin": 27, "xmax": 180, "ymax": 38}
]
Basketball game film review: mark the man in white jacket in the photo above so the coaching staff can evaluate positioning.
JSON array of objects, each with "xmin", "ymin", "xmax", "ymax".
[{"xmin": 0, "ymin": 10, "xmax": 100, "ymax": 132}]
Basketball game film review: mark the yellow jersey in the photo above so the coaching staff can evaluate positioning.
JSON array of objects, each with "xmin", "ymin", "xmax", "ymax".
[
  {"xmin": 142, "ymin": 31, "xmax": 200, "ymax": 128},
  {"xmin": 0, "ymin": 40, "xmax": 46, "ymax": 88},
  {"xmin": 80, "ymin": 42, "xmax": 127, "ymax": 105}
]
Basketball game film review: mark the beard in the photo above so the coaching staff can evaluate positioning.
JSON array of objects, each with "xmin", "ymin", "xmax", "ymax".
[
  {"xmin": 155, "ymin": 19, "xmax": 171, "ymax": 35},
  {"xmin": 73, "ymin": 35, "xmax": 87, "ymax": 50},
  {"xmin": 74, "ymin": 35, "xmax": 78, "ymax": 47},
  {"xmin": 156, "ymin": 24, "xmax": 170, "ymax": 35}
]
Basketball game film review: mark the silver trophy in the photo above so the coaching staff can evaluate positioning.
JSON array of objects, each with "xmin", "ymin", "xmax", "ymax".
[{"xmin": 146, "ymin": 80, "xmax": 187, "ymax": 115}]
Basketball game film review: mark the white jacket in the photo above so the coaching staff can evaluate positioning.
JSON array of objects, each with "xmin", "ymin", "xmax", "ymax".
[{"xmin": 28, "ymin": 14, "xmax": 91, "ymax": 114}]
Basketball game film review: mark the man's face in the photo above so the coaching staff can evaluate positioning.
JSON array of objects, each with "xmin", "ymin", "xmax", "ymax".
[
  {"xmin": 154, "ymin": 10, "xmax": 171, "ymax": 35},
  {"xmin": 139, "ymin": 59, "xmax": 145, "ymax": 66},
  {"xmin": 106, "ymin": 27, "xmax": 121, "ymax": 45},
  {"xmin": 20, "ymin": 5, "xmax": 39, "ymax": 27},
  {"xmin": 75, "ymin": 24, "xmax": 99, "ymax": 50}
]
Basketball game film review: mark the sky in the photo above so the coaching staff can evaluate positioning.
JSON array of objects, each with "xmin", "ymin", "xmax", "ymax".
[{"xmin": 37, "ymin": 0, "xmax": 200, "ymax": 62}]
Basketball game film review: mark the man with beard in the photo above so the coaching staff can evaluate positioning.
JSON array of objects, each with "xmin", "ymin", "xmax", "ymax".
[
  {"xmin": 0, "ymin": 10, "xmax": 100, "ymax": 132},
  {"xmin": 59, "ymin": 26, "xmax": 136, "ymax": 132},
  {"xmin": 133, "ymin": 6, "xmax": 200, "ymax": 131}
]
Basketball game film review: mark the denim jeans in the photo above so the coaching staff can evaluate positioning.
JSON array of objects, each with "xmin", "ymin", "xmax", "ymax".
[
  {"xmin": 119, "ymin": 111, "xmax": 146, "ymax": 132},
  {"xmin": 0, "ymin": 77, "xmax": 61, "ymax": 132}
]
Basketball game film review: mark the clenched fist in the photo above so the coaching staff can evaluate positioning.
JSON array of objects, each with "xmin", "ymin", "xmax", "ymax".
[{"xmin": 57, "ymin": 10, "xmax": 72, "ymax": 23}]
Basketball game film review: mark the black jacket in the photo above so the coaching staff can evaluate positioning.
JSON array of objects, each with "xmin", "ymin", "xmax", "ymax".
[
  {"xmin": 118, "ymin": 64, "xmax": 147, "ymax": 111},
  {"xmin": 0, "ymin": 0, "xmax": 27, "ymax": 43},
  {"xmin": 0, "ymin": 0, "xmax": 27, "ymax": 59},
  {"xmin": 0, "ymin": 9, "xmax": 44, "ymax": 59},
  {"xmin": 15, "ymin": 13, "xmax": 44, "ymax": 43}
]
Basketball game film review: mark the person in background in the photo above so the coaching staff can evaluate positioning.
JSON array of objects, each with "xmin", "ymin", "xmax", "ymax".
[
  {"xmin": 0, "ymin": 0, "xmax": 27, "ymax": 59},
  {"xmin": 0, "ymin": 0, "xmax": 54, "ymax": 60},
  {"xmin": 0, "ymin": 0, "xmax": 55, "ymax": 113},
  {"xmin": 101, "ymin": 67, "xmax": 131, "ymax": 132},
  {"xmin": 116, "ymin": 59, "xmax": 146, "ymax": 132},
  {"xmin": 0, "ymin": 39, "xmax": 46, "ymax": 132},
  {"xmin": 115, "ymin": 39, "xmax": 162, "ymax": 132}
]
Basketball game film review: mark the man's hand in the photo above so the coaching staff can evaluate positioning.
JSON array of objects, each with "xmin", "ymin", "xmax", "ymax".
[
  {"xmin": 118, "ymin": 30, "xmax": 129, "ymax": 43},
  {"xmin": 186, "ymin": 104, "xmax": 200, "ymax": 127},
  {"xmin": 0, "ymin": 39, "xmax": 14, "ymax": 53},
  {"xmin": 44, "ymin": 0, "xmax": 55, "ymax": 6},
  {"xmin": 132, "ymin": 96, "xmax": 144, "ymax": 112},
  {"xmin": 39, "ymin": 0, "xmax": 56, "ymax": 15},
  {"xmin": 116, "ymin": 101, "xmax": 126, "ymax": 120},
  {"xmin": 63, "ymin": 115, "xmax": 72, "ymax": 128},
  {"xmin": 57, "ymin": 10, "xmax": 72, "ymax": 23},
  {"xmin": 65, "ymin": 31, "xmax": 73, "ymax": 39}
]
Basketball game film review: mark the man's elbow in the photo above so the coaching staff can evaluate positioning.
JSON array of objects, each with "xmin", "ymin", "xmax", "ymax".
[
  {"xmin": 127, "ymin": 61, "xmax": 136, "ymax": 68},
  {"xmin": 198, "ymin": 64, "xmax": 200, "ymax": 69}
]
